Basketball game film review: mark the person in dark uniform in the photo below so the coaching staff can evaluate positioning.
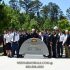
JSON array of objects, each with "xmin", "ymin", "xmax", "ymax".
[
  {"xmin": 38, "ymin": 31, "xmax": 49, "ymax": 57},
  {"xmin": 23, "ymin": 30, "xmax": 31, "ymax": 41},
  {"xmin": 65, "ymin": 31, "xmax": 70, "ymax": 58},
  {"xmin": 30, "ymin": 29, "xmax": 39, "ymax": 38},
  {"xmin": 3, "ymin": 30, "xmax": 7, "ymax": 56},
  {"xmin": 44, "ymin": 30, "xmax": 52, "ymax": 58},
  {"xmin": 19, "ymin": 30, "xmax": 31, "ymax": 49},
  {"xmin": 50, "ymin": 31, "xmax": 58, "ymax": 58},
  {"xmin": 0, "ymin": 34, "xmax": 4, "ymax": 55},
  {"xmin": 0, "ymin": 34, "xmax": 3, "ymax": 45},
  {"xmin": 19, "ymin": 30, "xmax": 25, "ymax": 48},
  {"xmin": 18, "ymin": 30, "xmax": 31, "ymax": 58}
]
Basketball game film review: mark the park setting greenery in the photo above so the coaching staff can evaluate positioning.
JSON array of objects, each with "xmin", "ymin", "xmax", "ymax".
[{"xmin": 0, "ymin": 0, "xmax": 70, "ymax": 33}]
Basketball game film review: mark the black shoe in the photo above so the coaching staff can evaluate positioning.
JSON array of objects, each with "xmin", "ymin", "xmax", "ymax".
[
  {"xmin": 48, "ymin": 56, "xmax": 52, "ymax": 58},
  {"xmin": 2, "ymin": 54, "xmax": 7, "ymax": 56},
  {"xmin": 60, "ymin": 55, "xmax": 62, "ymax": 58},
  {"xmin": 19, "ymin": 55, "xmax": 23, "ymax": 58},
  {"xmin": 43, "ymin": 55, "xmax": 48, "ymax": 57},
  {"xmin": 65, "ymin": 56, "xmax": 68, "ymax": 58},
  {"xmin": 52, "ymin": 56, "xmax": 57, "ymax": 58}
]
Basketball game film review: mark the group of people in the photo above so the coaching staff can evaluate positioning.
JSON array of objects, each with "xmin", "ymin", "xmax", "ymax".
[{"xmin": 0, "ymin": 28, "xmax": 70, "ymax": 58}]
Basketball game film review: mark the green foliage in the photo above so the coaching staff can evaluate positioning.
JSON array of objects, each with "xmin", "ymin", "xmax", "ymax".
[
  {"xmin": 66, "ymin": 8, "xmax": 70, "ymax": 20},
  {"xmin": 43, "ymin": 19, "xmax": 51, "ymax": 29},
  {"xmin": 58, "ymin": 19, "xmax": 70, "ymax": 30},
  {"xmin": 0, "ymin": 4, "xmax": 21, "ymax": 33},
  {"xmin": 41, "ymin": 2, "xmax": 60, "ymax": 21},
  {"xmin": 4, "ymin": 5, "xmax": 20, "ymax": 29},
  {"xmin": 0, "ymin": 1, "xmax": 70, "ymax": 34},
  {"xmin": 21, "ymin": 13, "xmax": 30, "ymax": 30},
  {"xmin": 29, "ymin": 18, "xmax": 39, "ymax": 30}
]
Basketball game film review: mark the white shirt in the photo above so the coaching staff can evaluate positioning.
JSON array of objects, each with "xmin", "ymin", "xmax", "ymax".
[
  {"xmin": 10, "ymin": 32, "xmax": 20, "ymax": 42},
  {"xmin": 41, "ymin": 36, "xmax": 44, "ymax": 41},
  {"xmin": 62, "ymin": 34, "xmax": 68, "ymax": 45},
  {"xmin": 59, "ymin": 34, "xmax": 65, "ymax": 42},
  {"xmin": 4, "ymin": 33, "xmax": 11, "ymax": 43},
  {"xmin": 10, "ymin": 32, "xmax": 14, "ymax": 42}
]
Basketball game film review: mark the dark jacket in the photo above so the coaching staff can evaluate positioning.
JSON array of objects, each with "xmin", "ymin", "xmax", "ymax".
[
  {"xmin": 66, "ymin": 35, "xmax": 70, "ymax": 46},
  {"xmin": 30, "ymin": 32, "xmax": 39, "ymax": 38},
  {"xmin": 50, "ymin": 34, "xmax": 59, "ymax": 45}
]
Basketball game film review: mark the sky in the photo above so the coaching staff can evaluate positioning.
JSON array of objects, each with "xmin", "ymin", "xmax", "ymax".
[{"xmin": 3, "ymin": 0, "xmax": 70, "ymax": 15}]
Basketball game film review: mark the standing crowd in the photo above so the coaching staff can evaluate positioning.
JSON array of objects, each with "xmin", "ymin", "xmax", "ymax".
[{"xmin": 0, "ymin": 28, "xmax": 70, "ymax": 58}]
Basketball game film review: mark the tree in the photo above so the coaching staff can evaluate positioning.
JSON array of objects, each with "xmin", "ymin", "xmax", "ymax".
[
  {"xmin": 0, "ymin": 4, "xmax": 20, "ymax": 32},
  {"xmin": 0, "ymin": 4, "xmax": 7, "ymax": 33},
  {"xmin": 21, "ymin": 13, "xmax": 30, "ymax": 30},
  {"xmin": 0, "ymin": 1, "xmax": 69, "ymax": 33},
  {"xmin": 29, "ymin": 18, "xmax": 38, "ymax": 30},
  {"xmin": 9, "ymin": 0, "xmax": 20, "ymax": 10},
  {"xmin": 59, "ymin": 10, "xmax": 66, "ymax": 20},
  {"xmin": 19, "ymin": 0, "xmax": 32, "ymax": 14},
  {"xmin": 30, "ymin": 0, "xmax": 42, "ymax": 17},
  {"xmin": 0, "ymin": 0, "xmax": 2, "ymax": 4},
  {"xmin": 58, "ymin": 19, "xmax": 70, "ymax": 29},
  {"xmin": 19, "ymin": 0, "xmax": 42, "ymax": 16},
  {"xmin": 42, "ymin": 2, "xmax": 60, "ymax": 22},
  {"xmin": 43, "ymin": 19, "xmax": 53, "ymax": 30},
  {"xmin": 66, "ymin": 8, "xmax": 70, "ymax": 20},
  {"xmin": 41, "ymin": 5, "xmax": 49, "ymax": 19}
]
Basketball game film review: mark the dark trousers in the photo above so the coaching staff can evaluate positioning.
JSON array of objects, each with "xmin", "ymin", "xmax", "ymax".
[
  {"xmin": 52, "ymin": 44, "xmax": 56, "ymax": 58},
  {"xmin": 65, "ymin": 45, "xmax": 70, "ymax": 58},
  {"xmin": 47, "ymin": 43, "xmax": 52, "ymax": 57},
  {"xmin": 57, "ymin": 42, "xmax": 63, "ymax": 57},
  {"xmin": 3, "ymin": 44, "xmax": 7, "ymax": 56},
  {"xmin": 11, "ymin": 42, "xmax": 19, "ymax": 57},
  {"xmin": 68, "ymin": 47, "xmax": 70, "ymax": 58}
]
